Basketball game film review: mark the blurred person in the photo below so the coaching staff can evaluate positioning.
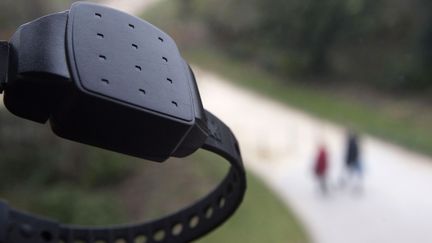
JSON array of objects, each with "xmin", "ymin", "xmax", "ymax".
[
  {"xmin": 313, "ymin": 143, "xmax": 329, "ymax": 194},
  {"xmin": 340, "ymin": 131, "xmax": 363, "ymax": 192}
]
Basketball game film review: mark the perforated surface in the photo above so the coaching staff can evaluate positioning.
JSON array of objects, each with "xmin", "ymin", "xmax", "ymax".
[{"xmin": 68, "ymin": 3, "xmax": 193, "ymax": 121}]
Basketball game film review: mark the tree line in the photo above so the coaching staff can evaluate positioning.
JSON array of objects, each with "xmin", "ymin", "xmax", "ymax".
[{"xmin": 188, "ymin": 0, "xmax": 432, "ymax": 91}]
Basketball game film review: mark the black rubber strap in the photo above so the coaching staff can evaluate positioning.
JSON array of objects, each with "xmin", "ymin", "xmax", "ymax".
[
  {"xmin": 0, "ymin": 111, "xmax": 246, "ymax": 243},
  {"xmin": 0, "ymin": 41, "xmax": 9, "ymax": 93}
]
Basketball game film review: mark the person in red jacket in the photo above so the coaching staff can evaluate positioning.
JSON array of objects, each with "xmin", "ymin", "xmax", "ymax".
[{"xmin": 314, "ymin": 144, "xmax": 329, "ymax": 194}]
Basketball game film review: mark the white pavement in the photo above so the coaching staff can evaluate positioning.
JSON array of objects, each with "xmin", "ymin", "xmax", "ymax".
[{"xmin": 196, "ymin": 67, "xmax": 432, "ymax": 243}]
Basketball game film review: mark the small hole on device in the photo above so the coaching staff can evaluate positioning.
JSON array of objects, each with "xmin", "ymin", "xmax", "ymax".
[
  {"xmin": 158, "ymin": 37, "xmax": 164, "ymax": 42},
  {"xmin": 132, "ymin": 43, "xmax": 138, "ymax": 49},
  {"xmin": 219, "ymin": 197, "xmax": 226, "ymax": 208},
  {"xmin": 135, "ymin": 65, "xmax": 142, "ymax": 71},
  {"xmin": 171, "ymin": 101, "xmax": 178, "ymax": 107},
  {"xmin": 101, "ymin": 78, "xmax": 109, "ymax": 84},
  {"xmin": 171, "ymin": 223, "xmax": 183, "ymax": 236},
  {"xmin": 129, "ymin": 24, "xmax": 135, "ymax": 29},
  {"xmin": 162, "ymin": 57, "xmax": 168, "ymax": 62},
  {"xmin": 99, "ymin": 55, "xmax": 106, "ymax": 60},
  {"xmin": 95, "ymin": 13, "xmax": 102, "ymax": 18},
  {"xmin": 153, "ymin": 230, "xmax": 165, "ymax": 242},
  {"xmin": 134, "ymin": 235, "xmax": 147, "ymax": 243},
  {"xmin": 205, "ymin": 206, "xmax": 214, "ymax": 219},
  {"xmin": 97, "ymin": 33, "xmax": 104, "ymax": 38},
  {"xmin": 139, "ymin": 89, "xmax": 146, "ymax": 95},
  {"xmin": 167, "ymin": 78, "xmax": 173, "ymax": 83},
  {"xmin": 189, "ymin": 216, "xmax": 199, "ymax": 228}
]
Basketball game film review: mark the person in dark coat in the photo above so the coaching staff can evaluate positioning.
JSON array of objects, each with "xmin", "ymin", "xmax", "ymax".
[
  {"xmin": 340, "ymin": 131, "xmax": 363, "ymax": 190},
  {"xmin": 346, "ymin": 132, "xmax": 361, "ymax": 174}
]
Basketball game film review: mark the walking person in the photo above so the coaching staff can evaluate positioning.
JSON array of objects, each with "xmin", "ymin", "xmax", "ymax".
[
  {"xmin": 340, "ymin": 131, "xmax": 363, "ymax": 192},
  {"xmin": 314, "ymin": 144, "xmax": 329, "ymax": 194}
]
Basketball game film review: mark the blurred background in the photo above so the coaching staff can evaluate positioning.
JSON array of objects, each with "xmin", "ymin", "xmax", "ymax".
[{"xmin": 1, "ymin": 0, "xmax": 432, "ymax": 242}]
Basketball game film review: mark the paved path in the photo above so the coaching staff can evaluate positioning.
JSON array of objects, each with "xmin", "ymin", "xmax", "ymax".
[{"xmin": 196, "ymin": 68, "xmax": 432, "ymax": 243}]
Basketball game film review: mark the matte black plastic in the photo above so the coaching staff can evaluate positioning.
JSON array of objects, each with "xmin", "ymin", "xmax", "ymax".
[
  {"xmin": 172, "ymin": 65, "xmax": 208, "ymax": 157},
  {"xmin": 3, "ymin": 12, "xmax": 70, "ymax": 123}
]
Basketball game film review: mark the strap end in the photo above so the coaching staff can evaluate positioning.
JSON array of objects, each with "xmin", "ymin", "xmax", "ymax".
[
  {"xmin": 0, "ymin": 200, "xmax": 9, "ymax": 243},
  {"xmin": 0, "ymin": 41, "xmax": 10, "ymax": 93}
]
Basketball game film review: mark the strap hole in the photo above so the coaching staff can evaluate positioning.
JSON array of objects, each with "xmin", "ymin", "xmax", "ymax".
[
  {"xmin": 41, "ymin": 231, "xmax": 52, "ymax": 242},
  {"xmin": 153, "ymin": 230, "xmax": 165, "ymax": 242},
  {"xmin": 205, "ymin": 206, "xmax": 214, "ymax": 219},
  {"xmin": 139, "ymin": 89, "xmax": 146, "ymax": 95},
  {"xmin": 101, "ymin": 78, "xmax": 109, "ymax": 84},
  {"xmin": 189, "ymin": 215, "xmax": 200, "ymax": 228},
  {"xmin": 99, "ymin": 55, "xmax": 107, "ymax": 60},
  {"xmin": 135, "ymin": 65, "xmax": 142, "ymax": 71},
  {"xmin": 129, "ymin": 23, "xmax": 135, "ymax": 29},
  {"xmin": 162, "ymin": 57, "xmax": 168, "ymax": 62},
  {"xmin": 95, "ymin": 13, "xmax": 102, "ymax": 18},
  {"xmin": 171, "ymin": 223, "xmax": 183, "ymax": 236},
  {"xmin": 218, "ymin": 196, "xmax": 226, "ymax": 208},
  {"xmin": 132, "ymin": 43, "xmax": 138, "ymax": 49},
  {"xmin": 134, "ymin": 235, "xmax": 147, "ymax": 243},
  {"xmin": 97, "ymin": 33, "xmax": 104, "ymax": 38},
  {"xmin": 115, "ymin": 238, "xmax": 126, "ymax": 243},
  {"xmin": 167, "ymin": 78, "xmax": 173, "ymax": 84},
  {"xmin": 158, "ymin": 37, "xmax": 164, "ymax": 42},
  {"xmin": 171, "ymin": 101, "xmax": 178, "ymax": 107}
]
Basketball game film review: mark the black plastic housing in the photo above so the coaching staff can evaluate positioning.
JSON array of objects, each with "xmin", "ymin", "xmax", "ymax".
[
  {"xmin": 3, "ymin": 3, "xmax": 209, "ymax": 161},
  {"xmin": 4, "ymin": 12, "xmax": 70, "ymax": 123}
]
